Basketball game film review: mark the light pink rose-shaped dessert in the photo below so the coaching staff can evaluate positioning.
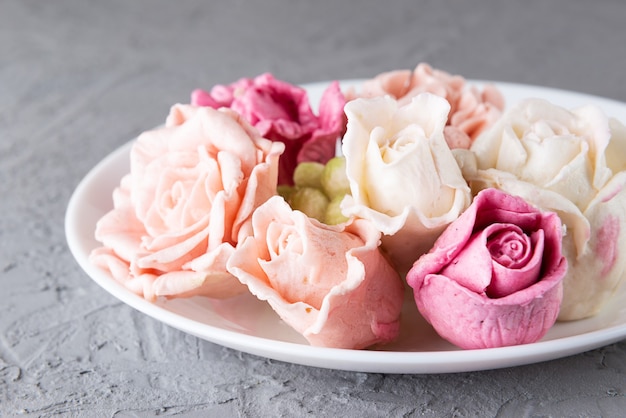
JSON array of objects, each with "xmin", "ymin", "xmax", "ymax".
[
  {"xmin": 350, "ymin": 63, "xmax": 505, "ymax": 149},
  {"xmin": 191, "ymin": 73, "xmax": 346, "ymax": 185},
  {"xmin": 90, "ymin": 104, "xmax": 284, "ymax": 301},
  {"xmin": 227, "ymin": 196, "xmax": 405, "ymax": 349},
  {"xmin": 463, "ymin": 98, "xmax": 626, "ymax": 320},
  {"xmin": 406, "ymin": 188, "xmax": 567, "ymax": 349}
]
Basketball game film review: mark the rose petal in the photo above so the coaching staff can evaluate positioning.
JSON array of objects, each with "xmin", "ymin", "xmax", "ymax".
[
  {"xmin": 153, "ymin": 243, "xmax": 247, "ymax": 299},
  {"xmin": 558, "ymin": 171, "xmax": 626, "ymax": 319},
  {"xmin": 440, "ymin": 232, "xmax": 493, "ymax": 294},
  {"xmin": 415, "ymin": 260, "xmax": 564, "ymax": 349}
]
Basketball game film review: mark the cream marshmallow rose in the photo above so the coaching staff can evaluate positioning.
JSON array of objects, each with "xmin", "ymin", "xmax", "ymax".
[
  {"xmin": 90, "ymin": 104, "xmax": 284, "ymax": 301},
  {"xmin": 227, "ymin": 196, "xmax": 405, "ymax": 349},
  {"xmin": 340, "ymin": 93, "xmax": 472, "ymax": 273},
  {"xmin": 463, "ymin": 98, "xmax": 626, "ymax": 320}
]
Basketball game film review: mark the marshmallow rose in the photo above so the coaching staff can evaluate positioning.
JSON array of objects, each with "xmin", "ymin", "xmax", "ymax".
[
  {"xmin": 340, "ymin": 94, "xmax": 472, "ymax": 274},
  {"xmin": 465, "ymin": 99, "xmax": 626, "ymax": 320},
  {"xmin": 350, "ymin": 63, "xmax": 505, "ymax": 149},
  {"xmin": 406, "ymin": 188, "xmax": 567, "ymax": 349},
  {"xmin": 90, "ymin": 105, "xmax": 284, "ymax": 301},
  {"xmin": 227, "ymin": 196, "xmax": 405, "ymax": 349},
  {"xmin": 192, "ymin": 73, "xmax": 346, "ymax": 185}
]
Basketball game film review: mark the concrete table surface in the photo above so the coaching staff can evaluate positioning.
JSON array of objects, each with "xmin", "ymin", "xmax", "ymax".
[{"xmin": 2, "ymin": 0, "xmax": 626, "ymax": 416}]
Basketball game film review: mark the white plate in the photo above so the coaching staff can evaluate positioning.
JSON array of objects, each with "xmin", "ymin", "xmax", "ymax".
[{"xmin": 65, "ymin": 80, "xmax": 626, "ymax": 374}]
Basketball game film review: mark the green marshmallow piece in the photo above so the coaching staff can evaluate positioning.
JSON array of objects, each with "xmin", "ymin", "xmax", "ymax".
[
  {"xmin": 321, "ymin": 156, "xmax": 351, "ymax": 199},
  {"xmin": 293, "ymin": 162, "xmax": 325, "ymax": 189},
  {"xmin": 324, "ymin": 195, "xmax": 349, "ymax": 225},
  {"xmin": 277, "ymin": 185, "xmax": 296, "ymax": 203},
  {"xmin": 290, "ymin": 187, "xmax": 329, "ymax": 222}
]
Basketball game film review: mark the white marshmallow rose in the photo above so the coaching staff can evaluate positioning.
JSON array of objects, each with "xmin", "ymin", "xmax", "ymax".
[
  {"xmin": 340, "ymin": 94, "xmax": 472, "ymax": 273},
  {"xmin": 465, "ymin": 98, "xmax": 626, "ymax": 320}
]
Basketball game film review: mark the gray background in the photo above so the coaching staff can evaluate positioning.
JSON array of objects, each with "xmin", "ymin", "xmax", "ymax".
[{"xmin": 2, "ymin": 0, "xmax": 626, "ymax": 416}]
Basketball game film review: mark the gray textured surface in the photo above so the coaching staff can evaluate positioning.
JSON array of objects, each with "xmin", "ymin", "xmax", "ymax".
[{"xmin": 2, "ymin": 0, "xmax": 626, "ymax": 416}]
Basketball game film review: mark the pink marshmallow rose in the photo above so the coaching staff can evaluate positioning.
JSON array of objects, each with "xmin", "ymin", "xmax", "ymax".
[
  {"xmin": 90, "ymin": 105, "xmax": 284, "ymax": 301},
  {"xmin": 192, "ymin": 73, "xmax": 347, "ymax": 185},
  {"xmin": 406, "ymin": 188, "xmax": 567, "ymax": 349},
  {"xmin": 350, "ymin": 63, "xmax": 505, "ymax": 149},
  {"xmin": 227, "ymin": 196, "xmax": 405, "ymax": 349}
]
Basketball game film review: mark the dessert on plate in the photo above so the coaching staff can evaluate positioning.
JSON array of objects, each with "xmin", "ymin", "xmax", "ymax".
[{"xmin": 89, "ymin": 63, "xmax": 626, "ymax": 350}]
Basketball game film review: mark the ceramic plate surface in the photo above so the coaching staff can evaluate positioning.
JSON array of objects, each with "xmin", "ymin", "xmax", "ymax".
[{"xmin": 65, "ymin": 80, "xmax": 626, "ymax": 374}]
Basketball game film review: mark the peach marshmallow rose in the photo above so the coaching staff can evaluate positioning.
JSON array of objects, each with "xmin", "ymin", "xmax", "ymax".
[
  {"xmin": 227, "ymin": 196, "xmax": 405, "ymax": 349},
  {"xmin": 90, "ymin": 105, "xmax": 284, "ymax": 301},
  {"xmin": 350, "ymin": 63, "xmax": 505, "ymax": 149}
]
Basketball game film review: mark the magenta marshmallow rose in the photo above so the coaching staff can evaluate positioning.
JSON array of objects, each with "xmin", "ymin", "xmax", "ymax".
[
  {"xmin": 406, "ymin": 188, "xmax": 567, "ymax": 349},
  {"xmin": 192, "ymin": 73, "xmax": 347, "ymax": 186}
]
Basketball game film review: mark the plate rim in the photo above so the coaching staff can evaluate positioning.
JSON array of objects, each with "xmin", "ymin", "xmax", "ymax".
[{"xmin": 65, "ymin": 79, "xmax": 626, "ymax": 374}]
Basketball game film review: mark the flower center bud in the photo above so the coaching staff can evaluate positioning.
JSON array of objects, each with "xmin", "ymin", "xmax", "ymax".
[
  {"xmin": 267, "ymin": 222, "xmax": 304, "ymax": 257},
  {"xmin": 486, "ymin": 227, "xmax": 532, "ymax": 268}
]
